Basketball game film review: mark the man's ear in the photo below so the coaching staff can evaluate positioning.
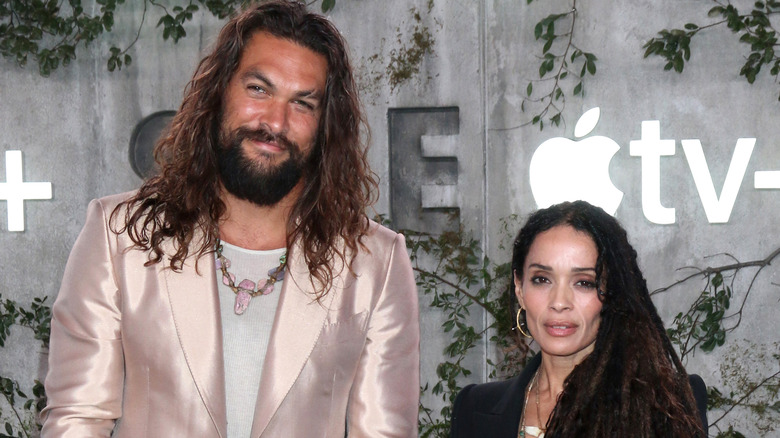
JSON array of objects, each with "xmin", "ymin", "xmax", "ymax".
[{"xmin": 513, "ymin": 270, "xmax": 524, "ymax": 308}]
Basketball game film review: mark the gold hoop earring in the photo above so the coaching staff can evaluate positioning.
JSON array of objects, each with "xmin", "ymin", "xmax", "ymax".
[{"xmin": 515, "ymin": 308, "xmax": 532, "ymax": 339}]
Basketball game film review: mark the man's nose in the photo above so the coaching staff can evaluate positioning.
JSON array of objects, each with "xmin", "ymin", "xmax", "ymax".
[{"xmin": 262, "ymin": 99, "xmax": 289, "ymax": 134}]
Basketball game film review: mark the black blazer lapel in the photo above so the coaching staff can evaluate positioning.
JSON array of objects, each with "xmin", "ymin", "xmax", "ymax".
[{"xmin": 451, "ymin": 353, "xmax": 541, "ymax": 438}]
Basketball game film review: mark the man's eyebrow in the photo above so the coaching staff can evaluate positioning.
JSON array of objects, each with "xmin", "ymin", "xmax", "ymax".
[
  {"xmin": 241, "ymin": 70, "xmax": 273, "ymax": 89},
  {"xmin": 294, "ymin": 89, "xmax": 323, "ymax": 102}
]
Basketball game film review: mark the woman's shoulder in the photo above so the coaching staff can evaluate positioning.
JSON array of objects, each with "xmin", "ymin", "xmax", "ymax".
[
  {"xmin": 453, "ymin": 376, "xmax": 520, "ymax": 417},
  {"xmin": 450, "ymin": 354, "xmax": 542, "ymax": 438},
  {"xmin": 454, "ymin": 354, "xmax": 541, "ymax": 412},
  {"xmin": 688, "ymin": 374, "xmax": 709, "ymax": 431},
  {"xmin": 450, "ymin": 376, "xmax": 525, "ymax": 438},
  {"xmin": 455, "ymin": 378, "xmax": 519, "ymax": 411},
  {"xmin": 688, "ymin": 374, "xmax": 706, "ymax": 394}
]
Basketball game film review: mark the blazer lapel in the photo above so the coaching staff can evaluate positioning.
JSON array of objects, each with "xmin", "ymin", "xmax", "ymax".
[
  {"xmin": 493, "ymin": 353, "xmax": 541, "ymax": 437},
  {"xmin": 250, "ymin": 241, "xmax": 337, "ymax": 437},
  {"xmin": 164, "ymin": 237, "xmax": 228, "ymax": 437}
]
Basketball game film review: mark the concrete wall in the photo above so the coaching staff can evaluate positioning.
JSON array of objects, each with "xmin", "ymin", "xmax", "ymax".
[{"xmin": 1, "ymin": 0, "xmax": 778, "ymax": 435}]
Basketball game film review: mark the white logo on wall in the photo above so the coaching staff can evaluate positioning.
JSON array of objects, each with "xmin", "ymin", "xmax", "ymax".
[
  {"xmin": 530, "ymin": 108, "xmax": 623, "ymax": 215},
  {"xmin": 529, "ymin": 108, "xmax": 780, "ymax": 224},
  {"xmin": 0, "ymin": 150, "xmax": 53, "ymax": 232}
]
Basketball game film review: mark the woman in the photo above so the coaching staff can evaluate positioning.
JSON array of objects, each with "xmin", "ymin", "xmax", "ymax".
[{"xmin": 450, "ymin": 201, "xmax": 707, "ymax": 437}]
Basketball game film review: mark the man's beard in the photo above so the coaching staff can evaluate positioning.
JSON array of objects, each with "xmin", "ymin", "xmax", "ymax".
[{"xmin": 216, "ymin": 126, "xmax": 310, "ymax": 207}]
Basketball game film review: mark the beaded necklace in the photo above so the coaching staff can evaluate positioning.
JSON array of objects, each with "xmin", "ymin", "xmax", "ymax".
[{"xmin": 215, "ymin": 239, "xmax": 287, "ymax": 315}]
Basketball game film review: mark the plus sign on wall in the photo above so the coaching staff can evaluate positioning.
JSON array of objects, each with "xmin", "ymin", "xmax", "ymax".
[{"xmin": 0, "ymin": 150, "xmax": 52, "ymax": 232}]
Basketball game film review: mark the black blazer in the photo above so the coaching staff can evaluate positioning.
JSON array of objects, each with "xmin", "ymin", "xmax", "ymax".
[{"xmin": 450, "ymin": 354, "xmax": 708, "ymax": 437}]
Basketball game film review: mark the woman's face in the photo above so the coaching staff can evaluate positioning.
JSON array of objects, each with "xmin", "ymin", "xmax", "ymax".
[{"xmin": 515, "ymin": 225, "xmax": 603, "ymax": 364}]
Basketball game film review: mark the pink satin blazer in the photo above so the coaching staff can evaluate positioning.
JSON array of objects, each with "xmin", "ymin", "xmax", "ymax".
[{"xmin": 41, "ymin": 193, "xmax": 420, "ymax": 437}]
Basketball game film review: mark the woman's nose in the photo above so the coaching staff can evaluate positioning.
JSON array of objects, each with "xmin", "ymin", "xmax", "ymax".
[{"xmin": 549, "ymin": 284, "xmax": 573, "ymax": 312}]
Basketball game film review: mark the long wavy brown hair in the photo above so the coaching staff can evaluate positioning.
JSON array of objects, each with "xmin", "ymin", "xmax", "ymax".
[
  {"xmin": 512, "ymin": 201, "xmax": 705, "ymax": 437},
  {"xmin": 112, "ymin": 0, "xmax": 377, "ymax": 297}
]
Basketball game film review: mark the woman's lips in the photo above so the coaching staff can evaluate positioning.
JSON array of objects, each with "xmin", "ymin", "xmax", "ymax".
[{"xmin": 544, "ymin": 321, "xmax": 578, "ymax": 336}]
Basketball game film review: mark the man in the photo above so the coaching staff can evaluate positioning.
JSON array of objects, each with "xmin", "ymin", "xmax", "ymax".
[{"xmin": 40, "ymin": 2, "xmax": 420, "ymax": 437}]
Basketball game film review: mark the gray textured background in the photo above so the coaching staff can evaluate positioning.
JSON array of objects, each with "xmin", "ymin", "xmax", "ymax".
[{"xmin": 1, "ymin": 0, "xmax": 778, "ymax": 435}]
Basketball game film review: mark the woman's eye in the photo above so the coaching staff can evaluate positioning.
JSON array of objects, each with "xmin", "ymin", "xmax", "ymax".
[
  {"xmin": 530, "ymin": 276, "xmax": 549, "ymax": 285},
  {"xmin": 576, "ymin": 280, "xmax": 598, "ymax": 289}
]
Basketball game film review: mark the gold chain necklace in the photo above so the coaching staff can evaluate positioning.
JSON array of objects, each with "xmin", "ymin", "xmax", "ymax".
[
  {"xmin": 518, "ymin": 369, "xmax": 546, "ymax": 438},
  {"xmin": 535, "ymin": 370, "xmax": 546, "ymax": 435},
  {"xmin": 215, "ymin": 239, "xmax": 287, "ymax": 315}
]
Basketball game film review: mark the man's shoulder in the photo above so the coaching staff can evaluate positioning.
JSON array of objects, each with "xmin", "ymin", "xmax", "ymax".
[
  {"xmin": 83, "ymin": 190, "xmax": 149, "ymax": 234},
  {"xmin": 90, "ymin": 190, "xmax": 139, "ymax": 212},
  {"xmin": 359, "ymin": 219, "xmax": 403, "ymax": 251}
]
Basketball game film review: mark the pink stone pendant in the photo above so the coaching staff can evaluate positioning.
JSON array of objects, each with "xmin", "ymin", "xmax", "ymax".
[
  {"xmin": 234, "ymin": 291, "xmax": 252, "ymax": 315},
  {"xmin": 222, "ymin": 272, "xmax": 235, "ymax": 286},
  {"xmin": 238, "ymin": 279, "xmax": 255, "ymax": 290},
  {"xmin": 257, "ymin": 279, "xmax": 274, "ymax": 295}
]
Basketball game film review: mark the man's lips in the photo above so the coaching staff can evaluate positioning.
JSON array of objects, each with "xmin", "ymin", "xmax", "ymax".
[
  {"xmin": 246, "ymin": 138, "xmax": 286, "ymax": 154},
  {"xmin": 236, "ymin": 126, "xmax": 295, "ymax": 154}
]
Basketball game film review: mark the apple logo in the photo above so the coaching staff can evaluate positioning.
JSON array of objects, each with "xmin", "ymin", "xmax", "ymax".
[{"xmin": 529, "ymin": 107, "xmax": 624, "ymax": 215}]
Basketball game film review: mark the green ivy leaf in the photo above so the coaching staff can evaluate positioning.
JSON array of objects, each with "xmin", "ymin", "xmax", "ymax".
[
  {"xmin": 321, "ymin": 0, "xmax": 336, "ymax": 13},
  {"xmin": 673, "ymin": 54, "xmax": 684, "ymax": 72},
  {"xmin": 542, "ymin": 37, "xmax": 553, "ymax": 54},
  {"xmin": 586, "ymin": 58, "xmax": 596, "ymax": 74}
]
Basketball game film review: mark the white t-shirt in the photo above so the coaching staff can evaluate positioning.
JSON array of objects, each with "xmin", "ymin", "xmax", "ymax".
[{"xmin": 216, "ymin": 241, "xmax": 285, "ymax": 437}]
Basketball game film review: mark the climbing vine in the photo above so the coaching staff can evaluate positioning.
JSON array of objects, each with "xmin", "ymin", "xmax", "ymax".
[
  {"xmin": 643, "ymin": 0, "xmax": 780, "ymax": 99},
  {"xmin": 642, "ymin": 5, "xmax": 780, "ymax": 432},
  {"xmin": 404, "ymin": 218, "xmax": 529, "ymax": 437},
  {"xmin": 0, "ymin": 296, "xmax": 49, "ymax": 438},
  {"xmin": 516, "ymin": 0, "xmax": 598, "ymax": 130},
  {"xmin": 0, "ymin": 0, "xmax": 338, "ymax": 76},
  {"xmin": 657, "ymin": 248, "xmax": 780, "ymax": 437}
]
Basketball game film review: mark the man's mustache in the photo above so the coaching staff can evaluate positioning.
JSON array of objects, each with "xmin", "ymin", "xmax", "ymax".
[{"xmin": 233, "ymin": 127, "xmax": 299, "ymax": 153}]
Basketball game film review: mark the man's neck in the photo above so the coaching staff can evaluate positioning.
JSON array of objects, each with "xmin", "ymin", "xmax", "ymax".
[{"xmin": 218, "ymin": 184, "xmax": 302, "ymax": 250}]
